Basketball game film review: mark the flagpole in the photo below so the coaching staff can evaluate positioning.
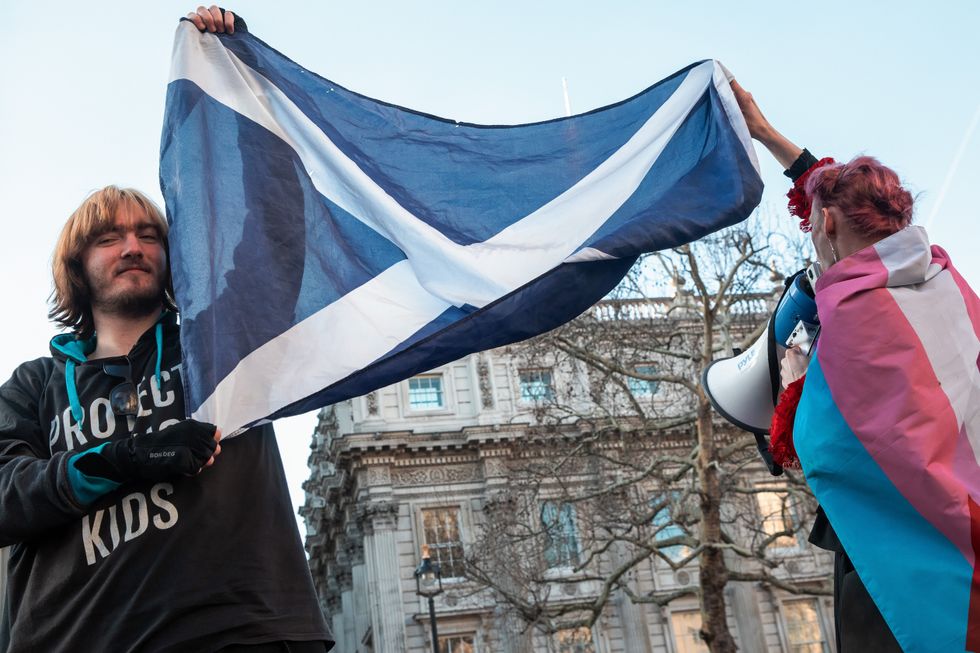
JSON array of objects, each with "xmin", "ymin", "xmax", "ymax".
[{"xmin": 562, "ymin": 77, "xmax": 572, "ymax": 117}]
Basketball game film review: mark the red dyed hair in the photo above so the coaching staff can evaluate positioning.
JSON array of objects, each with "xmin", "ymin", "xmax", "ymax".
[{"xmin": 803, "ymin": 156, "xmax": 914, "ymax": 238}]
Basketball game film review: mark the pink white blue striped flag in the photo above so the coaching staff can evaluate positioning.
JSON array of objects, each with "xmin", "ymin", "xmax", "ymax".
[{"xmin": 795, "ymin": 226, "xmax": 980, "ymax": 652}]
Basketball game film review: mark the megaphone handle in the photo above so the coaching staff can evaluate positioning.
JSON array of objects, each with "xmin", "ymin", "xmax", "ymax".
[
  {"xmin": 806, "ymin": 325, "xmax": 822, "ymax": 360},
  {"xmin": 766, "ymin": 311, "xmax": 780, "ymax": 406},
  {"xmin": 768, "ymin": 268, "xmax": 807, "ymax": 404},
  {"xmin": 753, "ymin": 431, "xmax": 784, "ymax": 476}
]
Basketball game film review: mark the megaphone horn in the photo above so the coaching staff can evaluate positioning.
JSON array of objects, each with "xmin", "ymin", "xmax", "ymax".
[{"xmin": 701, "ymin": 267, "xmax": 820, "ymax": 475}]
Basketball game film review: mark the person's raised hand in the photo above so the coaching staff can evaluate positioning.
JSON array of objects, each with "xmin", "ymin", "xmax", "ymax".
[
  {"xmin": 729, "ymin": 80, "xmax": 772, "ymax": 142},
  {"xmin": 729, "ymin": 79, "xmax": 803, "ymax": 170},
  {"xmin": 186, "ymin": 5, "xmax": 236, "ymax": 34}
]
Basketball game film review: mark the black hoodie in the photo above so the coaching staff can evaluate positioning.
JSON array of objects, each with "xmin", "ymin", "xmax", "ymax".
[{"xmin": 0, "ymin": 313, "xmax": 331, "ymax": 652}]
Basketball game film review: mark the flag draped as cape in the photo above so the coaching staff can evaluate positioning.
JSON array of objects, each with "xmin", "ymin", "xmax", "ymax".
[
  {"xmin": 159, "ymin": 20, "xmax": 762, "ymax": 434},
  {"xmin": 795, "ymin": 226, "xmax": 980, "ymax": 652}
]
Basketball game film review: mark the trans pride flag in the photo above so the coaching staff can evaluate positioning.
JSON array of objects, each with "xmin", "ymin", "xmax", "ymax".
[
  {"xmin": 795, "ymin": 226, "xmax": 980, "ymax": 652},
  {"xmin": 159, "ymin": 20, "xmax": 762, "ymax": 435}
]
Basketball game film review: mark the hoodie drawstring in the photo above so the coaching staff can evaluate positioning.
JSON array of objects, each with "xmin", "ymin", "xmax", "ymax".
[
  {"xmin": 64, "ymin": 359, "xmax": 85, "ymax": 426},
  {"xmin": 57, "ymin": 313, "xmax": 168, "ymax": 429},
  {"xmin": 154, "ymin": 322, "xmax": 163, "ymax": 387}
]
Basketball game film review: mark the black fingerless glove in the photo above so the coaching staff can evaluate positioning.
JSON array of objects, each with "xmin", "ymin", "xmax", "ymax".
[{"xmin": 74, "ymin": 420, "xmax": 218, "ymax": 483}]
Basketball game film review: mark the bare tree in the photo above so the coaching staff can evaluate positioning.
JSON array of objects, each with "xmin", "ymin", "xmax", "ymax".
[{"xmin": 459, "ymin": 214, "xmax": 830, "ymax": 652}]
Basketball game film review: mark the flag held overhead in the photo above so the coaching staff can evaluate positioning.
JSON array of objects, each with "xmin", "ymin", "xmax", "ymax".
[{"xmin": 160, "ymin": 20, "xmax": 762, "ymax": 435}]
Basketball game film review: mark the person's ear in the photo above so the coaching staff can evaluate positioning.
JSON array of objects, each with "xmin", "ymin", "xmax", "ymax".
[{"xmin": 823, "ymin": 206, "xmax": 837, "ymax": 239}]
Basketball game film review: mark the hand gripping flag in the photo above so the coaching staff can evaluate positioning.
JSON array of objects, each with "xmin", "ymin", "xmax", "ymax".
[
  {"xmin": 794, "ymin": 226, "xmax": 980, "ymax": 652},
  {"xmin": 160, "ymin": 20, "xmax": 762, "ymax": 435}
]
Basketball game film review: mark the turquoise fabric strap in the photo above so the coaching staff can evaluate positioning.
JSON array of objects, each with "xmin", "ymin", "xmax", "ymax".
[
  {"xmin": 154, "ymin": 321, "xmax": 163, "ymax": 386},
  {"xmin": 67, "ymin": 443, "xmax": 122, "ymax": 505},
  {"xmin": 64, "ymin": 359, "xmax": 84, "ymax": 426},
  {"xmin": 51, "ymin": 334, "xmax": 95, "ymax": 427}
]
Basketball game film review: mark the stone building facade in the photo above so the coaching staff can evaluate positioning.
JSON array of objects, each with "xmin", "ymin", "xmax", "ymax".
[{"xmin": 302, "ymin": 296, "xmax": 835, "ymax": 653}]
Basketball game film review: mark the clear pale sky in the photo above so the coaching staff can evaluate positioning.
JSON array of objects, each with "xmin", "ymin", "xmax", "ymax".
[{"xmin": 2, "ymin": 1, "xmax": 978, "ymax": 528}]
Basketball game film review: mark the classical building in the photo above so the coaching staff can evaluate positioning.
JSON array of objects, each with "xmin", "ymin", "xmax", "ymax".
[{"xmin": 302, "ymin": 295, "xmax": 835, "ymax": 653}]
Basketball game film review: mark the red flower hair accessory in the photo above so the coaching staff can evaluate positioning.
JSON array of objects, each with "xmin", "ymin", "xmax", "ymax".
[{"xmin": 787, "ymin": 157, "xmax": 836, "ymax": 232}]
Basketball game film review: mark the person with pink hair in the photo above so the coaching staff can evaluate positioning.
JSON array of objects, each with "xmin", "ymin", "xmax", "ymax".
[{"xmin": 730, "ymin": 80, "xmax": 980, "ymax": 653}]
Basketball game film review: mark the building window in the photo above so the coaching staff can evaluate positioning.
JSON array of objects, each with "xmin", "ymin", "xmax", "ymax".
[
  {"xmin": 519, "ymin": 368, "xmax": 554, "ymax": 403},
  {"xmin": 670, "ymin": 610, "xmax": 708, "ymax": 653},
  {"xmin": 409, "ymin": 374, "xmax": 444, "ymax": 410},
  {"xmin": 553, "ymin": 627, "xmax": 595, "ymax": 653},
  {"xmin": 541, "ymin": 501, "xmax": 580, "ymax": 568},
  {"xmin": 438, "ymin": 634, "xmax": 475, "ymax": 653},
  {"xmin": 421, "ymin": 507, "xmax": 465, "ymax": 578},
  {"xmin": 627, "ymin": 364, "xmax": 659, "ymax": 397},
  {"xmin": 782, "ymin": 599, "xmax": 828, "ymax": 652},
  {"xmin": 756, "ymin": 487, "xmax": 800, "ymax": 549},
  {"xmin": 652, "ymin": 493, "xmax": 688, "ymax": 562}
]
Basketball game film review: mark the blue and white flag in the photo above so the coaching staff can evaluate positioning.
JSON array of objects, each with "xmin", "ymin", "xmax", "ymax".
[{"xmin": 160, "ymin": 21, "xmax": 762, "ymax": 436}]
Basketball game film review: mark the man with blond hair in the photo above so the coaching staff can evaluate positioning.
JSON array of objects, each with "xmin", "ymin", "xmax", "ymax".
[
  {"xmin": 0, "ymin": 184, "xmax": 333, "ymax": 652},
  {"xmin": 0, "ymin": 9, "xmax": 333, "ymax": 653}
]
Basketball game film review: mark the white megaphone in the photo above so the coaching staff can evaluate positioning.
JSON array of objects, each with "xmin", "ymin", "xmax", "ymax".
[{"xmin": 701, "ymin": 265, "xmax": 821, "ymax": 475}]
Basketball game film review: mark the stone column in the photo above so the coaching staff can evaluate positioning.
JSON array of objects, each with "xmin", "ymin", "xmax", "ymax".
[
  {"xmin": 729, "ymin": 582, "xmax": 767, "ymax": 653},
  {"xmin": 351, "ymin": 561, "xmax": 370, "ymax": 652},
  {"xmin": 326, "ymin": 593, "xmax": 347, "ymax": 653},
  {"xmin": 725, "ymin": 540, "xmax": 767, "ymax": 653},
  {"xmin": 361, "ymin": 501, "xmax": 405, "ymax": 653},
  {"xmin": 337, "ymin": 568, "xmax": 354, "ymax": 653},
  {"xmin": 611, "ymin": 542, "xmax": 652, "ymax": 653},
  {"xmin": 344, "ymin": 533, "xmax": 370, "ymax": 652}
]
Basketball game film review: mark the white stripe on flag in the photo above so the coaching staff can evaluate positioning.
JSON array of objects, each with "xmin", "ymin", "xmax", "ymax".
[
  {"xmin": 196, "ymin": 260, "xmax": 451, "ymax": 433},
  {"xmin": 876, "ymin": 228, "xmax": 980, "ymax": 466}
]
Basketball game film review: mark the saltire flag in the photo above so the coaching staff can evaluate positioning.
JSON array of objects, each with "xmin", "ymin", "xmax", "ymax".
[
  {"xmin": 159, "ymin": 20, "xmax": 762, "ymax": 435},
  {"xmin": 794, "ymin": 226, "xmax": 980, "ymax": 652}
]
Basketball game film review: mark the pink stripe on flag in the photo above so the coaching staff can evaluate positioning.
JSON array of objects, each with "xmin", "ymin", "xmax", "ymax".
[
  {"xmin": 934, "ymin": 244, "xmax": 980, "ymax": 344},
  {"xmin": 815, "ymin": 245, "xmax": 976, "ymax": 564}
]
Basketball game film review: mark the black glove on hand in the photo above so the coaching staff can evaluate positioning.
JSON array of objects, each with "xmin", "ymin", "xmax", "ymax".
[{"xmin": 74, "ymin": 420, "xmax": 218, "ymax": 483}]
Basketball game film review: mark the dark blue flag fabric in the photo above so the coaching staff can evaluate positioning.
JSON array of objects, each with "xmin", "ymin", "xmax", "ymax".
[{"xmin": 160, "ymin": 21, "xmax": 763, "ymax": 435}]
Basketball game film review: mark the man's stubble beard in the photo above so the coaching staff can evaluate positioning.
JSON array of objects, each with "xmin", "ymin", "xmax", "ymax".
[{"xmin": 88, "ymin": 270, "xmax": 167, "ymax": 320}]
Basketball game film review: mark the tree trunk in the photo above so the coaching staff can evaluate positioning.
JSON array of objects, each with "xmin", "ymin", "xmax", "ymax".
[{"xmin": 697, "ymin": 324, "xmax": 738, "ymax": 652}]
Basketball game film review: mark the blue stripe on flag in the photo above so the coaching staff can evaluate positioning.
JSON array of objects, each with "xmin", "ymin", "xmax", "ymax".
[
  {"xmin": 219, "ymin": 33, "xmax": 696, "ymax": 246},
  {"xmin": 795, "ymin": 358, "xmax": 972, "ymax": 653}
]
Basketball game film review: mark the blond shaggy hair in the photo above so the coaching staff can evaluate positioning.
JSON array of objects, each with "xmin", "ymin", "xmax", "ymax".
[{"xmin": 49, "ymin": 186, "xmax": 176, "ymax": 338}]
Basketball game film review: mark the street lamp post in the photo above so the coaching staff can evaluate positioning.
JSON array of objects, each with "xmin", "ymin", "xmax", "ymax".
[{"xmin": 414, "ymin": 544, "xmax": 444, "ymax": 653}]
